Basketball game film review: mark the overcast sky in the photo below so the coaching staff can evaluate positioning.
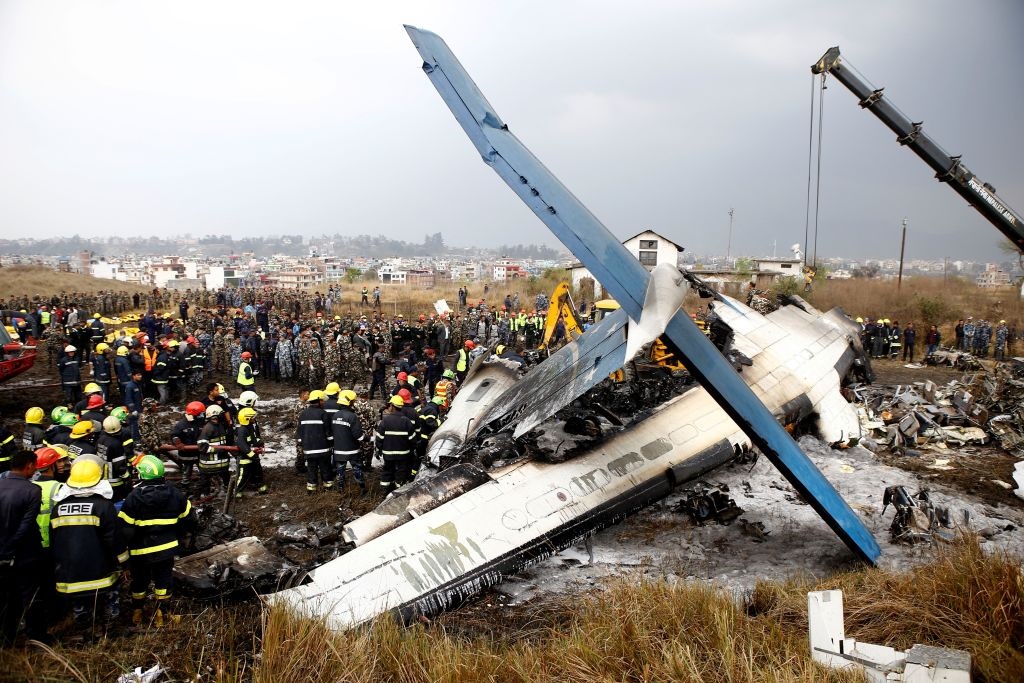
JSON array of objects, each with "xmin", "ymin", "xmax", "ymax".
[{"xmin": 1, "ymin": 1, "xmax": 1021, "ymax": 261}]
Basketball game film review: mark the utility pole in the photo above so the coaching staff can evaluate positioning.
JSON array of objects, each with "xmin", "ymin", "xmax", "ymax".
[
  {"xmin": 727, "ymin": 208, "xmax": 734, "ymax": 267},
  {"xmin": 897, "ymin": 218, "xmax": 907, "ymax": 290}
]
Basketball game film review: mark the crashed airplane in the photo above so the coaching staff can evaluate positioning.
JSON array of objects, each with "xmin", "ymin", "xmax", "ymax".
[{"xmin": 270, "ymin": 27, "xmax": 881, "ymax": 629}]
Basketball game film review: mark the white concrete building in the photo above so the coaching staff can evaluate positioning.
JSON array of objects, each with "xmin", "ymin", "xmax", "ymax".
[{"xmin": 567, "ymin": 229, "xmax": 683, "ymax": 291}]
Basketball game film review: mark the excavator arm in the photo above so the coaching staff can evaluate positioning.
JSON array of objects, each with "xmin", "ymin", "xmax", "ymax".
[
  {"xmin": 813, "ymin": 46, "xmax": 1023, "ymax": 252},
  {"xmin": 539, "ymin": 281, "xmax": 585, "ymax": 349}
]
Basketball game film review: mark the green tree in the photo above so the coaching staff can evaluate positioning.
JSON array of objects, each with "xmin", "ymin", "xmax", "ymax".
[{"xmin": 344, "ymin": 267, "xmax": 361, "ymax": 284}]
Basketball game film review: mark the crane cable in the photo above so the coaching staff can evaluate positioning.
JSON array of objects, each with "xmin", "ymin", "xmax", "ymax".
[
  {"xmin": 803, "ymin": 74, "xmax": 816, "ymax": 268},
  {"xmin": 811, "ymin": 73, "xmax": 827, "ymax": 269}
]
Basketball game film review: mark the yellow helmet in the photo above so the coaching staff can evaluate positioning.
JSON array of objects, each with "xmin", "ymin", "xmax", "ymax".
[
  {"xmin": 855, "ymin": 317, "xmax": 864, "ymax": 323},
  {"xmin": 1000, "ymin": 320, "xmax": 1006, "ymax": 324},
  {"xmin": 84, "ymin": 382, "xmax": 102, "ymax": 395},
  {"xmin": 324, "ymin": 382, "xmax": 341, "ymax": 396},
  {"xmin": 339, "ymin": 389, "xmax": 357, "ymax": 406},
  {"xmin": 95, "ymin": 343, "xmax": 110, "ymax": 353},
  {"xmin": 67, "ymin": 459, "xmax": 103, "ymax": 489},
  {"xmin": 25, "ymin": 407, "xmax": 45, "ymax": 424},
  {"xmin": 116, "ymin": 346, "xmax": 129, "ymax": 356},
  {"xmin": 883, "ymin": 318, "xmax": 890, "ymax": 324},
  {"xmin": 389, "ymin": 395, "xmax": 405, "ymax": 408},
  {"xmin": 93, "ymin": 312, "xmax": 101, "ymax": 319},
  {"xmin": 238, "ymin": 407, "xmax": 257, "ymax": 426},
  {"xmin": 71, "ymin": 421, "xmax": 95, "ymax": 439},
  {"xmin": 308, "ymin": 390, "xmax": 326, "ymax": 403}
]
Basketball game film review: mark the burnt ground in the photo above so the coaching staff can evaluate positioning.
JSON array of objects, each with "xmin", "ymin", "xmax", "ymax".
[{"xmin": 2, "ymin": 340, "xmax": 1023, "ymax": 664}]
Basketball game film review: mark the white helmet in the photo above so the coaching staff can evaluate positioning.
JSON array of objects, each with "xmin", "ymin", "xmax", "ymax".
[
  {"xmin": 205, "ymin": 404, "xmax": 224, "ymax": 419},
  {"xmin": 64, "ymin": 345, "xmax": 77, "ymax": 353},
  {"xmin": 102, "ymin": 415, "xmax": 122, "ymax": 435},
  {"xmin": 238, "ymin": 390, "xmax": 260, "ymax": 407}
]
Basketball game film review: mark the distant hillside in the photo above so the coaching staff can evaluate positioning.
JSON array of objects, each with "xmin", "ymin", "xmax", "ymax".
[{"xmin": 0, "ymin": 265, "xmax": 148, "ymax": 299}]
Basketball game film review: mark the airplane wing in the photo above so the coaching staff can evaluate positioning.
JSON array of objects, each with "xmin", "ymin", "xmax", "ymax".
[{"xmin": 404, "ymin": 26, "xmax": 880, "ymax": 564}]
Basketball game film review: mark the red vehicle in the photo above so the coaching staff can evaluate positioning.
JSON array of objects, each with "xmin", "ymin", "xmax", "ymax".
[{"xmin": 0, "ymin": 322, "xmax": 36, "ymax": 384}]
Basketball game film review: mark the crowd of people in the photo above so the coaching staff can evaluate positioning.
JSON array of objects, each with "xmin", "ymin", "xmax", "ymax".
[
  {"xmin": 853, "ymin": 316, "xmax": 1017, "ymax": 362},
  {"xmin": 0, "ymin": 283, "xmax": 556, "ymax": 645}
]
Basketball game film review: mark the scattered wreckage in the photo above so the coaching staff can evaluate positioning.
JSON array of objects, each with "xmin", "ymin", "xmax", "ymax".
[{"xmin": 269, "ymin": 26, "xmax": 886, "ymax": 629}]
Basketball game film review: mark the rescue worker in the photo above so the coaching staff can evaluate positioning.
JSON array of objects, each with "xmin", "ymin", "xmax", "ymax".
[
  {"xmin": 234, "ymin": 407, "xmax": 267, "ymax": 496},
  {"xmin": 124, "ymin": 370, "xmax": 145, "ymax": 445},
  {"xmin": 196, "ymin": 404, "xmax": 231, "ymax": 497},
  {"xmin": 43, "ymin": 406, "xmax": 69, "ymax": 447},
  {"xmin": 297, "ymin": 390, "xmax": 333, "ymax": 493},
  {"xmin": 375, "ymin": 395, "xmax": 417, "ymax": 493},
  {"xmin": 152, "ymin": 343, "xmax": 171, "ymax": 404},
  {"xmin": 237, "ymin": 351, "xmax": 256, "ymax": 390},
  {"xmin": 22, "ymin": 407, "xmax": 47, "ymax": 451},
  {"xmin": 0, "ymin": 450, "xmax": 47, "ymax": 644},
  {"xmin": 50, "ymin": 458, "xmax": 127, "ymax": 632},
  {"xmin": 202, "ymin": 383, "xmax": 237, "ymax": 447},
  {"xmin": 331, "ymin": 390, "xmax": 365, "ymax": 493},
  {"xmin": 455, "ymin": 340, "xmax": 474, "ymax": 384},
  {"xmin": 29, "ymin": 446, "xmax": 68, "ymax": 641},
  {"xmin": 97, "ymin": 416, "xmax": 131, "ymax": 503},
  {"xmin": 433, "ymin": 369, "xmax": 457, "ymax": 410},
  {"xmin": 414, "ymin": 396, "xmax": 444, "ymax": 468},
  {"xmin": 119, "ymin": 454, "xmax": 195, "ymax": 627},
  {"xmin": 114, "ymin": 346, "xmax": 133, "ymax": 396},
  {"xmin": 80, "ymin": 393, "xmax": 108, "ymax": 424},
  {"xmin": 58, "ymin": 345, "xmax": 82, "ymax": 406},
  {"xmin": 48, "ymin": 412, "xmax": 79, "ymax": 449},
  {"xmin": 88, "ymin": 312, "xmax": 106, "ymax": 349},
  {"xmin": 323, "ymin": 382, "xmax": 342, "ymax": 419},
  {"xmin": 67, "ymin": 420, "xmax": 99, "ymax": 459},
  {"xmin": 90, "ymin": 342, "xmax": 112, "ymax": 401},
  {"xmin": 172, "ymin": 401, "xmax": 207, "ymax": 483},
  {"xmin": 0, "ymin": 417, "xmax": 16, "ymax": 474}
]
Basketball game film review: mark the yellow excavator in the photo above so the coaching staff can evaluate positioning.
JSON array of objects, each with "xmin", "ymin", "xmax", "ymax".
[{"xmin": 539, "ymin": 283, "xmax": 705, "ymax": 374}]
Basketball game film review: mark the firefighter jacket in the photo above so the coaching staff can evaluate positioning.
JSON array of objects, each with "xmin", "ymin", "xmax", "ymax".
[
  {"xmin": 88, "ymin": 318, "xmax": 106, "ymax": 343},
  {"xmin": 151, "ymin": 351, "xmax": 170, "ymax": 385},
  {"xmin": 0, "ymin": 426, "xmax": 16, "ymax": 465},
  {"xmin": 22, "ymin": 423, "xmax": 46, "ymax": 451},
  {"xmin": 114, "ymin": 355, "xmax": 133, "ymax": 384},
  {"xmin": 97, "ymin": 431, "xmax": 131, "ymax": 490},
  {"xmin": 197, "ymin": 421, "xmax": 229, "ymax": 472},
  {"xmin": 91, "ymin": 353, "xmax": 111, "ymax": 385},
  {"xmin": 416, "ymin": 402, "xmax": 442, "ymax": 442},
  {"xmin": 236, "ymin": 423, "xmax": 263, "ymax": 464},
  {"xmin": 123, "ymin": 380, "xmax": 143, "ymax": 414},
  {"xmin": 81, "ymin": 409, "xmax": 107, "ymax": 424},
  {"xmin": 331, "ymin": 406, "xmax": 364, "ymax": 462},
  {"xmin": 172, "ymin": 418, "xmax": 201, "ymax": 447},
  {"xmin": 32, "ymin": 477, "xmax": 61, "ymax": 549},
  {"xmin": 323, "ymin": 397, "xmax": 340, "ymax": 421},
  {"xmin": 50, "ymin": 484, "xmax": 127, "ymax": 594},
  {"xmin": 67, "ymin": 437, "xmax": 98, "ymax": 459},
  {"xmin": 374, "ymin": 411, "xmax": 416, "ymax": 461},
  {"xmin": 296, "ymin": 406, "xmax": 332, "ymax": 459},
  {"xmin": 117, "ymin": 479, "xmax": 194, "ymax": 562},
  {"xmin": 58, "ymin": 355, "xmax": 81, "ymax": 387},
  {"xmin": 44, "ymin": 425, "xmax": 72, "ymax": 448}
]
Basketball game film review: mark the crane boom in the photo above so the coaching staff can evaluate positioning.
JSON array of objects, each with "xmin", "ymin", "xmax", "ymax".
[{"xmin": 812, "ymin": 46, "xmax": 1023, "ymax": 252}]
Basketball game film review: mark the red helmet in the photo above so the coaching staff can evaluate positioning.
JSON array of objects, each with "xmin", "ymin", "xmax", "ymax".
[
  {"xmin": 35, "ymin": 447, "xmax": 66, "ymax": 470},
  {"xmin": 397, "ymin": 372, "xmax": 408, "ymax": 381},
  {"xmin": 465, "ymin": 340, "xmax": 475, "ymax": 349},
  {"xmin": 418, "ymin": 314, "xmax": 425, "ymax": 321},
  {"xmin": 241, "ymin": 351, "xmax": 252, "ymax": 360},
  {"xmin": 185, "ymin": 401, "xmax": 207, "ymax": 417},
  {"xmin": 87, "ymin": 394, "xmax": 105, "ymax": 409},
  {"xmin": 398, "ymin": 388, "xmax": 413, "ymax": 404}
]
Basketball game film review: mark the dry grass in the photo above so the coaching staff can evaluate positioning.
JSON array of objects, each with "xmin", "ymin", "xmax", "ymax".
[
  {"xmin": 249, "ymin": 536, "xmax": 1020, "ymax": 683},
  {"xmin": 0, "ymin": 265, "xmax": 149, "ymax": 299}
]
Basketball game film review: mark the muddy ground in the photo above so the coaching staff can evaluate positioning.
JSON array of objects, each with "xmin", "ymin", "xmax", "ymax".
[{"xmin": 2, "ymin": 344, "xmax": 1022, "ymax": 646}]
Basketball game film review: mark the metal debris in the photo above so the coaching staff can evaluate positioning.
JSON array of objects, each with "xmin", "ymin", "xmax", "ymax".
[
  {"xmin": 881, "ymin": 486, "xmax": 956, "ymax": 544},
  {"xmin": 173, "ymin": 536, "xmax": 300, "ymax": 597},
  {"xmin": 673, "ymin": 483, "xmax": 743, "ymax": 525}
]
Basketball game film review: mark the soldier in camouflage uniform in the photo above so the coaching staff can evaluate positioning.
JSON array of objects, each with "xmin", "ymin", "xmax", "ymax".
[
  {"xmin": 323, "ymin": 336, "xmax": 341, "ymax": 385},
  {"xmin": 293, "ymin": 389, "xmax": 309, "ymax": 474},
  {"xmin": 229, "ymin": 336, "xmax": 243, "ymax": 379},
  {"xmin": 197, "ymin": 329, "xmax": 213, "ymax": 377},
  {"xmin": 137, "ymin": 398, "xmax": 164, "ymax": 455},
  {"xmin": 337, "ymin": 331, "xmax": 354, "ymax": 383},
  {"xmin": 352, "ymin": 391, "xmax": 379, "ymax": 470},
  {"xmin": 745, "ymin": 284, "xmax": 778, "ymax": 315},
  {"xmin": 212, "ymin": 329, "xmax": 227, "ymax": 374},
  {"xmin": 276, "ymin": 333, "xmax": 295, "ymax": 381},
  {"xmin": 296, "ymin": 333, "xmax": 314, "ymax": 388}
]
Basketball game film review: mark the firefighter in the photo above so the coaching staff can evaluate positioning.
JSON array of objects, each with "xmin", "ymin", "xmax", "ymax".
[
  {"xmin": 80, "ymin": 393, "xmax": 108, "ymax": 424},
  {"xmin": 236, "ymin": 351, "xmax": 256, "ymax": 389},
  {"xmin": 433, "ymin": 369, "xmax": 457, "ymax": 410},
  {"xmin": 375, "ymin": 395, "xmax": 417, "ymax": 493},
  {"xmin": 29, "ymin": 446, "xmax": 68, "ymax": 640},
  {"xmin": 0, "ymin": 416, "xmax": 16, "ymax": 474},
  {"xmin": 90, "ymin": 343, "xmax": 112, "ymax": 401},
  {"xmin": 196, "ymin": 405, "xmax": 231, "ymax": 497},
  {"xmin": 48, "ymin": 412, "xmax": 79, "ymax": 448},
  {"xmin": 202, "ymin": 383, "xmax": 237, "ymax": 447},
  {"xmin": 67, "ymin": 420, "xmax": 99, "ymax": 459},
  {"xmin": 152, "ymin": 343, "xmax": 171, "ymax": 405},
  {"xmin": 297, "ymin": 390, "xmax": 333, "ymax": 493},
  {"xmin": 455, "ymin": 340, "xmax": 474, "ymax": 384},
  {"xmin": 58, "ymin": 345, "xmax": 82, "ymax": 406},
  {"xmin": 74, "ymin": 382, "xmax": 104, "ymax": 415},
  {"xmin": 0, "ymin": 450, "xmax": 46, "ymax": 644},
  {"xmin": 50, "ymin": 458, "xmax": 128, "ymax": 632},
  {"xmin": 234, "ymin": 407, "xmax": 267, "ymax": 496},
  {"xmin": 119, "ymin": 455, "xmax": 195, "ymax": 627},
  {"xmin": 331, "ymin": 390, "xmax": 365, "ymax": 493},
  {"xmin": 171, "ymin": 401, "xmax": 207, "ymax": 483},
  {"xmin": 414, "ymin": 396, "xmax": 444, "ymax": 470},
  {"xmin": 22, "ymin": 407, "xmax": 47, "ymax": 451},
  {"xmin": 97, "ymin": 416, "xmax": 131, "ymax": 503},
  {"xmin": 43, "ymin": 407, "xmax": 69, "ymax": 447},
  {"xmin": 322, "ymin": 382, "xmax": 341, "ymax": 421}
]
